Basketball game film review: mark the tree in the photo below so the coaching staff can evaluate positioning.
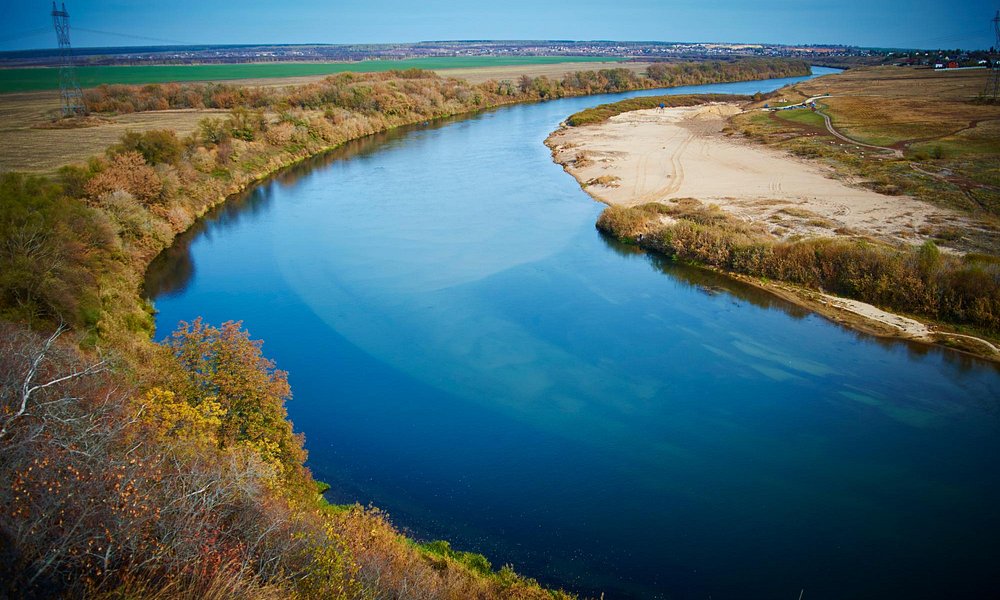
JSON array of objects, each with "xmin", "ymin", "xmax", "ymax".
[
  {"xmin": 135, "ymin": 387, "xmax": 224, "ymax": 446},
  {"xmin": 0, "ymin": 173, "xmax": 107, "ymax": 327},
  {"xmin": 84, "ymin": 152, "xmax": 163, "ymax": 205},
  {"xmin": 112, "ymin": 129, "xmax": 183, "ymax": 165},
  {"xmin": 518, "ymin": 74, "xmax": 533, "ymax": 94},
  {"xmin": 167, "ymin": 319, "xmax": 307, "ymax": 484}
]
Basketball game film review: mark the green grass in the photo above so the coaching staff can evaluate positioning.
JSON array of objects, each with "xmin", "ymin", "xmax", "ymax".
[
  {"xmin": 774, "ymin": 108, "xmax": 826, "ymax": 128},
  {"xmin": 0, "ymin": 56, "xmax": 622, "ymax": 93},
  {"xmin": 908, "ymin": 138, "xmax": 1000, "ymax": 159}
]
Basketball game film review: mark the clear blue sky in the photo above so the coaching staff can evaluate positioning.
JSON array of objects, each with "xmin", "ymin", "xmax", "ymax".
[{"xmin": 1, "ymin": 0, "xmax": 996, "ymax": 51}]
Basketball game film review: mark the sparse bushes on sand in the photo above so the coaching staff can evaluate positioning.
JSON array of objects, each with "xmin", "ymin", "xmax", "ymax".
[{"xmin": 598, "ymin": 202, "xmax": 1000, "ymax": 332}]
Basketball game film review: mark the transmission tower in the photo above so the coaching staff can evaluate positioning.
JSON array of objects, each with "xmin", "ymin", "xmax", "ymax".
[
  {"xmin": 987, "ymin": 10, "xmax": 1000, "ymax": 101},
  {"xmin": 51, "ymin": 2, "xmax": 86, "ymax": 117}
]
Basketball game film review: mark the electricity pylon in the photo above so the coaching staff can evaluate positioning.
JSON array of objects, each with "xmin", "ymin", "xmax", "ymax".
[
  {"xmin": 51, "ymin": 2, "xmax": 87, "ymax": 117},
  {"xmin": 986, "ymin": 11, "xmax": 1000, "ymax": 101}
]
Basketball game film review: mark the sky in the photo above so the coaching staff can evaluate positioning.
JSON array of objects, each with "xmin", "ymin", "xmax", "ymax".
[{"xmin": 1, "ymin": 0, "xmax": 997, "ymax": 52}]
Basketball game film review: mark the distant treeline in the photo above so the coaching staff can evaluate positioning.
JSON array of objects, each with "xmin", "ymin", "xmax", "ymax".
[{"xmin": 81, "ymin": 58, "xmax": 811, "ymax": 114}]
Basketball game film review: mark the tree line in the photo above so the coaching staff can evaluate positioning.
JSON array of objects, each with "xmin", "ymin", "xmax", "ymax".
[
  {"xmin": 598, "ymin": 201, "xmax": 1000, "ymax": 334},
  {"xmin": 80, "ymin": 59, "xmax": 811, "ymax": 114}
]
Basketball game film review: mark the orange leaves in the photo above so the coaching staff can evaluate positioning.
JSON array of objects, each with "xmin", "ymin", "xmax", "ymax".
[{"xmin": 85, "ymin": 151, "xmax": 163, "ymax": 205}]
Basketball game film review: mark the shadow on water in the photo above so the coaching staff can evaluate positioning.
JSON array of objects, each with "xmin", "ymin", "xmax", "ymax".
[
  {"xmin": 598, "ymin": 230, "xmax": 1000, "ymax": 381},
  {"xmin": 143, "ymin": 114, "xmax": 477, "ymax": 299}
]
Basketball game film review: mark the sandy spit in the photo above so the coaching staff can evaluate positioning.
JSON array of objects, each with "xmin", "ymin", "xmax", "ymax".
[
  {"xmin": 546, "ymin": 103, "xmax": 999, "ymax": 361},
  {"xmin": 546, "ymin": 104, "xmax": 977, "ymax": 247}
]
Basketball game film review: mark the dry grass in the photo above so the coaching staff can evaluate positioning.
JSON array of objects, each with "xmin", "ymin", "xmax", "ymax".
[
  {"xmin": 794, "ymin": 67, "xmax": 1000, "ymax": 148},
  {"xmin": 0, "ymin": 91, "xmax": 227, "ymax": 173},
  {"xmin": 777, "ymin": 206, "xmax": 821, "ymax": 218},
  {"xmin": 731, "ymin": 66, "xmax": 1000, "ymax": 252}
]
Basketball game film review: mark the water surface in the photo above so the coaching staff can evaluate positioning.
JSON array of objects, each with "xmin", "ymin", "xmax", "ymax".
[{"xmin": 147, "ymin": 69, "xmax": 1000, "ymax": 599}]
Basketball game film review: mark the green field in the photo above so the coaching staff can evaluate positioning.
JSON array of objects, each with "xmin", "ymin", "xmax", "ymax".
[
  {"xmin": 0, "ymin": 56, "xmax": 623, "ymax": 93},
  {"xmin": 774, "ymin": 107, "xmax": 826, "ymax": 127}
]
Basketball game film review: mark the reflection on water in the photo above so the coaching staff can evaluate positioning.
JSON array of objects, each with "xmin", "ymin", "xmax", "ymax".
[
  {"xmin": 146, "ymin": 70, "xmax": 1000, "ymax": 600},
  {"xmin": 602, "ymin": 231, "xmax": 1000, "ymax": 375},
  {"xmin": 144, "ymin": 116, "xmax": 475, "ymax": 299}
]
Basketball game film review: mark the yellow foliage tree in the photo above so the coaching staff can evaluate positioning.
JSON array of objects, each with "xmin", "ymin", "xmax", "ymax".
[
  {"xmin": 167, "ymin": 319, "xmax": 309, "ymax": 488},
  {"xmin": 136, "ymin": 387, "xmax": 225, "ymax": 446}
]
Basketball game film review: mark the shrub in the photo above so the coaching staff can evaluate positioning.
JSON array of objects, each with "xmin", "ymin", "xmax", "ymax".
[
  {"xmin": 596, "ymin": 204, "xmax": 1000, "ymax": 332},
  {"xmin": 112, "ymin": 129, "xmax": 183, "ymax": 165},
  {"xmin": 85, "ymin": 152, "xmax": 163, "ymax": 205},
  {"xmin": 98, "ymin": 190, "xmax": 173, "ymax": 250}
]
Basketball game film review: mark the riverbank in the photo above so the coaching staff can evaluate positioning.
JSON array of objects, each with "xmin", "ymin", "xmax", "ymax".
[
  {"xmin": 547, "ymin": 103, "xmax": 977, "ymax": 247},
  {"xmin": 1, "ymin": 62, "xmax": 822, "ymax": 599},
  {"xmin": 730, "ymin": 271, "xmax": 1000, "ymax": 359},
  {"xmin": 546, "ymin": 103, "xmax": 1000, "ymax": 362},
  {"xmin": 144, "ymin": 70, "xmax": 1000, "ymax": 600}
]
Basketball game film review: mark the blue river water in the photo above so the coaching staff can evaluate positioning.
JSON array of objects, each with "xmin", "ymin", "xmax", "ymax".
[{"xmin": 146, "ymin": 68, "xmax": 1000, "ymax": 599}]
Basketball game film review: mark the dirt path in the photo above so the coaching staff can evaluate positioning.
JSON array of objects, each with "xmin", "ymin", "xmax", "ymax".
[{"xmin": 815, "ymin": 109, "xmax": 904, "ymax": 158}]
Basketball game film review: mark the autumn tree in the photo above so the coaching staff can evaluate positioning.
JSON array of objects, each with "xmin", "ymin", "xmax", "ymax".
[
  {"xmin": 84, "ymin": 151, "xmax": 163, "ymax": 205},
  {"xmin": 167, "ymin": 318, "xmax": 308, "ymax": 485},
  {"xmin": 0, "ymin": 173, "xmax": 108, "ymax": 328}
]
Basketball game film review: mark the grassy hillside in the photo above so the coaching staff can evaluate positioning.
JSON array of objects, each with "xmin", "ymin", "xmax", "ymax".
[{"xmin": 730, "ymin": 66, "xmax": 1000, "ymax": 253}]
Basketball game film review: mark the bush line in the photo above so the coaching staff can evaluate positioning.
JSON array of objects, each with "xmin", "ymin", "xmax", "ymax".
[{"xmin": 597, "ymin": 202, "xmax": 1000, "ymax": 333}]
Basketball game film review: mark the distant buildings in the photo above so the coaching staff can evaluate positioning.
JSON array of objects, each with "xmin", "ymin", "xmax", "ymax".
[
  {"xmin": 1, "ymin": 39, "xmax": 993, "ymax": 70},
  {"xmin": 0, "ymin": 40, "xmax": 890, "ymax": 68}
]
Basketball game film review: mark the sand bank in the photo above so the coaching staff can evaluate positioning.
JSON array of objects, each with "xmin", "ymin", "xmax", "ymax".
[
  {"xmin": 546, "ymin": 103, "xmax": 999, "ymax": 361},
  {"xmin": 546, "ymin": 104, "xmax": 976, "ymax": 247}
]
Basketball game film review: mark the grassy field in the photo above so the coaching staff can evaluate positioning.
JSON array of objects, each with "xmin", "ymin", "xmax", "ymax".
[
  {"xmin": 0, "ymin": 59, "xmax": 639, "ymax": 172},
  {"xmin": 731, "ymin": 66, "xmax": 1000, "ymax": 253},
  {"xmin": 0, "ymin": 91, "xmax": 226, "ymax": 172},
  {"xmin": 0, "ymin": 56, "xmax": 623, "ymax": 93}
]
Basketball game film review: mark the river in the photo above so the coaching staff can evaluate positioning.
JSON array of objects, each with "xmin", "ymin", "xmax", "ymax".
[{"xmin": 145, "ymin": 68, "xmax": 1000, "ymax": 599}]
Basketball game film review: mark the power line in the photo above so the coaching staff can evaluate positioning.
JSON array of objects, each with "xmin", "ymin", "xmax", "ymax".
[
  {"xmin": 0, "ymin": 26, "xmax": 191, "ymax": 49},
  {"xmin": 0, "ymin": 27, "xmax": 51, "ymax": 44},
  {"xmin": 72, "ymin": 27, "xmax": 191, "ymax": 46}
]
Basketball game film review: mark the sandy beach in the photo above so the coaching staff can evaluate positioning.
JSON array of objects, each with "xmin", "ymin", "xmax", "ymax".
[
  {"xmin": 546, "ymin": 103, "xmax": 999, "ymax": 360},
  {"xmin": 546, "ymin": 104, "xmax": 976, "ymax": 247}
]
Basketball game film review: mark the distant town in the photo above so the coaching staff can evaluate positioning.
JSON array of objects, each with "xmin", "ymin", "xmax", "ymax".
[{"xmin": 1, "ymin": 39, "xmax": 993, "ymax": 69}]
